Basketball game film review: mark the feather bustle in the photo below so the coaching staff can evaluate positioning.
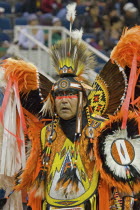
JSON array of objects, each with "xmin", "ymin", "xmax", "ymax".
[{"xmin": 94, "ymin": 111, "xmax": 140, "ymax": 194}]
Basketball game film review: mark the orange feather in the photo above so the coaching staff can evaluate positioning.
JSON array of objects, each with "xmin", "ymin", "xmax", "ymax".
[
  {"xmin": 1, "ymin": 58, "xmax": 38, "ymax": 93},
  {"xmin": 111, "ymin": 26, "xmax": 140, "ymax": 68},
  {"xmin": 14, "ymin": 109, "xmax": 44, "ymax": 191}
]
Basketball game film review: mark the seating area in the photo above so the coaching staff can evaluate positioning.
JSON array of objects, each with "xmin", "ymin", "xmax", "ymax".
[
  {"xmin": 15, "ymin": 2, "xmax": 23, "ymax": 14},
  {"xmin": 0, "ymin": 1, "xmax": 25, "ymax": 43},
  {"xmin": 0, "ymin": 1, "xmax": 22, "ymax": 57},
  {"xmin": 0, "ymin": 32, "xmax": 11, "ymax": 42},
  {"xmin": 14, "ymin": 17, "xmax": 28, "ymax": 26},
  {"xmin": 0, "ymin": 1, "xmax": 12, "ymax": 14},
  {"xmin": 0, "ymin": 0, "xmax": 139, "ymax": 63},
  {"xmin": 0, "ymin": 17, "xmax": 12, "ymax": 30}
]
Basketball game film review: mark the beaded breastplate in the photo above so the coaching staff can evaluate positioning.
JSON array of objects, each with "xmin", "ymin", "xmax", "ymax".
[{"xmin": 41, "ymin": 125, "xmax": 99, "ymax": 208}]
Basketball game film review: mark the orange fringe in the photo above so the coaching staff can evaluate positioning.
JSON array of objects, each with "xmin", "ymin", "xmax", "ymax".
[
  {"xmin": 1, "ymin": 58, "xmax": 38, "ymax": 93},
  {"xmin": 94, "ymin": 111, "xmax": 140, "ymax": 195},
  {"xmin": 14, "ymin": 109, "xmax": 44, "ymax": 191},
  {"xmin": 111, "ymin": 26, "xmax": 140, "ymax": 68},
  {"xmin": 28, "ymin": 190, "xmax": 42, "ymax": 210},
  {"xmin": 98, "ymin": 179, "xmax": 110, "ymax": 210}
]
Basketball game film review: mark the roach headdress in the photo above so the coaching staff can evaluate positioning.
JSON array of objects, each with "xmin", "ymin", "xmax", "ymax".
[
  {"xmin": 41, "ymin": 3, "xmax": 96, "ymax": 141},
  {"xmin": 42, "ymin": 36, "xmax": 95, "ymax": 116}
]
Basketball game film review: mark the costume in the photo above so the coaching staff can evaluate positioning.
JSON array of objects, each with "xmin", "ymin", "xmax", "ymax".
[{"xmin": 0, "ymin": 3, "xmax": 140, "ymax": 210}]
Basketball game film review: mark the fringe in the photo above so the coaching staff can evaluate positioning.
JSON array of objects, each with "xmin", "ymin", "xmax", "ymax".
[
  {"xmin": 98, "ymin": 179, "xmax": 110, "ymax": 210},
  {"xmin": 14, "ymin": 109, "xmax": 44, "ymax": 191}
]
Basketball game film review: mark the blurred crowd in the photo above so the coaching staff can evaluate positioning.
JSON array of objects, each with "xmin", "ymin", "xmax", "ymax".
[{"xmin": 0, "ymin": 0, "xmax": 140, "ymax": 56}]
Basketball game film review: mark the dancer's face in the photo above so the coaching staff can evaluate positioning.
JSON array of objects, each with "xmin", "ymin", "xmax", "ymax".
[{"xmin": 55, "ymin": 90, "xmax": 78, "ymax": 120}]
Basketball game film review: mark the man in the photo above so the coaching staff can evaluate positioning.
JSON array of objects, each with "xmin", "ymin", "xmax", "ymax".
[
  {"xmin": 40, "ymin": 77, "xmax": 99, "ymax": 210},
  {"xmin": 18, "ymin": 14, "xmax": 45, "ymax": 49},
  {"xmin": 1, "ymin": 5, "xmax": 140, "ymax": 209},
  {"xmin": 11, "ymin": 32, "xmax": 128, "ymax": 209},
  {"xmin": 29, "ymin": 39, "xmax": 100, "ymax": 209}
]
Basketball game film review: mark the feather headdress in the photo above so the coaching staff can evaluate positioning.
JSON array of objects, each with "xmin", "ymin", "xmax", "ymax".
[
  {"xmin": 49, "ymin": 38, "xmax": 95, "ymax": 77},
  {"xmin": 43, "ymin": 3, "xmax": 95, "ymax": 116}
]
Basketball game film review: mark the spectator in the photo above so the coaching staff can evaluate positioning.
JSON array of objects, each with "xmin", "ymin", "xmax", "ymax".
[
  {"xmin": 130, "ymin": 0, "xmax": 140, "ymax": 10},
  {"xmin": 74, "ymin": 4, "xmax": 103, "ymax": 34},
  {"xmin": 56, "ymin": 7, "xmax": 67, "ymax": 21},
  {"xmin": 21, "ymin": 0, "xmax": 40, "ymax": 14},
  {"xmin": 18, "ymin": 14, "xmax": 45, "ymax": 49},
  {"xmin": 41, "ymin": 0, "xmax": 62, "ymax": 15},
  {"xmin": 123, "ymin": 2, "xmax": 140, "ymax": 27},
  {"xmin": 44, "ymin": 17, "xmax": 62, "ymax": 46},
  {"xmin": 39, "ymin": 13, "xmax": 53, "ymax": 26},
  {"xmin": 101, "ymin": 15, "xmax": 124, "ymax": 54},
  {"xmin": 84, "ymin": 35, "xmax": 103, "ymax": 51},
  {"xmin": 0, "ymin": 7, "xmax": 5, "ymax": 17}
]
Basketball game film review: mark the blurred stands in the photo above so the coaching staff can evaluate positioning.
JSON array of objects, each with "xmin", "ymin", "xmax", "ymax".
[
  {"xmin": 0, "ymin": 17, "xmax": 12, "ymax": 30},
  {"xmin": 0, "ymin": 32, "xmax": 11, "ymax": 42},
  {"xmin": 76, "ymin": 5, "xmax": 86, "ymax": 15},
  {"xmin": 15, "ymin": 17, "xmax": 28, "ymax": 26},
  {"xmin": 61, "ymin": 19, "xmax": 69, "ymax": 30},
  {"xmin": 0, "ymin": 0, "xmax": 140, "ymax": 74},
  {"xmin": 15, "ymin": 2, "xmax": 24, "ymax": 14},
  {"xmin": 0, "ymin": 1, "xmax": 11, "ymax": 14}
]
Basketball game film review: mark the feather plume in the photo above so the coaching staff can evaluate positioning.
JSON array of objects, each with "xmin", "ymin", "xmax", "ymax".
[
  {"xmin": 111, "ymin": 26, "xmax": 140, "ymax": 68},
  {"xmin": 71, "ymin": 28, "xmax": 83, "ymax": 43},
  {"xmin": 110, "ymin": 26, "xmax": 140, "ymax": 128},
  {"xmin": 1, "ymin": 58, "xmax": 38, "ymax": 93},
  {"xmin": 66, "ymin": 3, "xmax": 77, "ymax": 22},
  {"xmin": 49, "ymin": 38, "xmax": 95, "ymax": 77},
  {"xmin": 40, "ymin": 93, "xmax": 54, "ymax": 116},
  {"xmin": 66, "ymin": 3, "xmax": 77, "ymax": 55}
]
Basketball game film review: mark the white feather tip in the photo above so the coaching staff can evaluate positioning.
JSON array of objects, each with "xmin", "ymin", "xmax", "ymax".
[
  {"xmin": 72, "ymin": 28, "xmax": 83, "ymax": 41},
  {"xmin": 66, "ymin": 3, "xmax": 77, "ymax": 22}
]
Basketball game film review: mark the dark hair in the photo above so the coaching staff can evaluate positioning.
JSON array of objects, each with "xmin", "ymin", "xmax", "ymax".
[{"xmin": 110, "ymin": 16, "xmax": 121, "ymax": 25}]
